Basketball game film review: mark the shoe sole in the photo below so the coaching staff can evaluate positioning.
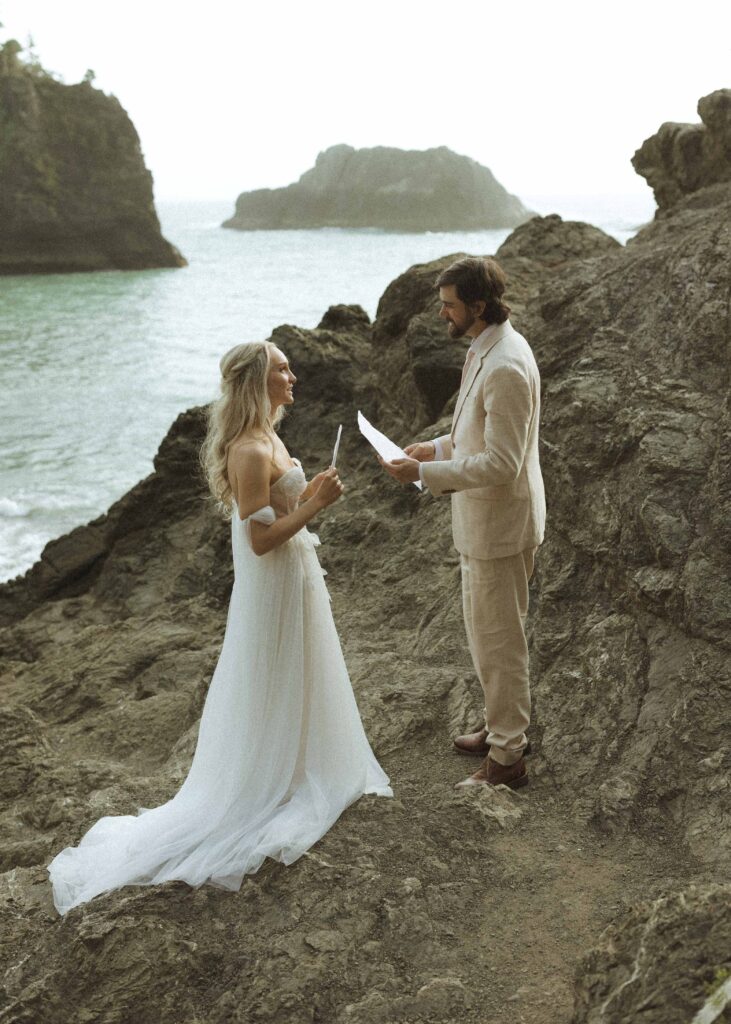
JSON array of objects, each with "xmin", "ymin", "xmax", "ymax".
[
  {"xmin": 454, "ymin": 740, "xmax": 533, "ymax": 758},
  {"xmin": 502, "ymin": 773, "xmax": 529, "ymax": 790}
]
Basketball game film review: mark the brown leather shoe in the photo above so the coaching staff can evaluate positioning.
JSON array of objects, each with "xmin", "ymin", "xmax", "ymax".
[
  {"xmin": 486, "ymin": 755, "xmax": 528, "ymax": 789},
  {"xmin": 453, "ymin": 729, "xmax": 532, "ymax": 758},
  {"xmin": 453, "ymin": 727, "xmax": 490, "ymax": 755},
  {"xmin": 455, "ymin": 754, "xmax": 528, "ymax": 790}
]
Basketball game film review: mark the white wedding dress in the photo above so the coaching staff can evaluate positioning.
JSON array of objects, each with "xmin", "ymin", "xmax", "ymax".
[{"xmin": 48, "ymin": 460, "xmax": 392, "ymax": 916}]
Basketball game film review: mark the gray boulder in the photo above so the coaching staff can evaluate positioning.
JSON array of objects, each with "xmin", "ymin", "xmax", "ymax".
[{"xmin": 495, "ymin": 213, "xmax": 621, "ymax": 264}]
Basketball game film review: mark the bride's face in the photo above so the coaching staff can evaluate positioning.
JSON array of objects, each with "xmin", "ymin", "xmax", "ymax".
[{"xmin": 267, "ymin": 347, "xmax": 296, "ymax": 409}]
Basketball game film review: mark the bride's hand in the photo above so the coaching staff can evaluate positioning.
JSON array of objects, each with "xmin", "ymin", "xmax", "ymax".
[
  {"xmin": 301, "ymin": 470, "xmax": 331, "ymax": 502},
  {"xmin": 311, "ymin": 468, "xmax": 344, "ymax": 509},
  {"xmin": 307, "ymin": 471, "xmax": 329, "ymax": 493}
]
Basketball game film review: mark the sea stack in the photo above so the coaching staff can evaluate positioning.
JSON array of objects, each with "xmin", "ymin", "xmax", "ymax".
[
  {"xmin": 0, "ymin": 40, "xmax": 186, "ymax": 274},
  {"xmin": 632, "ymin": 87, "xmax": 731, "ymax": 210},
  {"xmin": 223, "ymin": 144, "xmax": 531, "ymax": 232}
]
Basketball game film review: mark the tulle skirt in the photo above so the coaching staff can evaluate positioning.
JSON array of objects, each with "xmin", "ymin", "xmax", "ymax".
[{"xmin": 47, "ymin": 524, "xmax": 392, "ymax": 916}]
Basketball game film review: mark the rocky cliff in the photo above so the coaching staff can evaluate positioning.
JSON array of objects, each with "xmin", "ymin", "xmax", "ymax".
[
  {"xmin": 0, "ymin": 100, "xmax": 729, "ymax": 1024},
  {"xmin": 0, "ymin": 40, "xmax": 186, "ymax": 274},
  {"xmin": 632, "ymin": 87, "xmax": 731, "ymax": 210},
  {"xmin": 222, "ymin": 143, "xmax": 530, "ymax": 232}
]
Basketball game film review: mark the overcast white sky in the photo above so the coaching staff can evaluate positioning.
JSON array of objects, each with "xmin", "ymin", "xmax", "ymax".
[{"xmin": 2, "ymin": 0, "xmax": 729, "ymax": 203}]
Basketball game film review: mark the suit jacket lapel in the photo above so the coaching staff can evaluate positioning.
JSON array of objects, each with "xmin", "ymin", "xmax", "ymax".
[
  {"xmin": 452, "ymin": 350, "xmax": 483, "ymax": 429},
  {"xmin": 451, "ymin": 322, "xmax": 511, "ymax": 439}
]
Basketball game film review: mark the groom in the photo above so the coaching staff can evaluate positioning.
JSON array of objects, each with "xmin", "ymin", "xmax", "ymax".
[{"xmin": 382, "ymin": 256, "xmax": 545, "ymax": 790}]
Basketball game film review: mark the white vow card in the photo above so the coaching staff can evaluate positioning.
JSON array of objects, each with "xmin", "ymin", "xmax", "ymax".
[
  {"xmin": 357, "ymin": 411, "xmax": 423, "ymax": 490},
  {"xmin": 331, "ymin": 424, "xmax": 342, "ymax": 468}
]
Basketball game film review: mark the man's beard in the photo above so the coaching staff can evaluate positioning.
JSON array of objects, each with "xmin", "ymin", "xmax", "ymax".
[{"xmin": 447, "ymin": 313, "xmax": 477, "ymax": 339}]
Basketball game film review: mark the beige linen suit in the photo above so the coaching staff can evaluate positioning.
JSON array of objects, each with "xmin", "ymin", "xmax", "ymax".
[{"xmin": 421, "ymin": 319, "xmax": 545, "ymax": 765}]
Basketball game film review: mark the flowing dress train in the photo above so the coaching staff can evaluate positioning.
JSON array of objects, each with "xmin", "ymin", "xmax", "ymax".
[{"xmin": 47, "ymin": 461, "xmax": 392, "ymax": 916}]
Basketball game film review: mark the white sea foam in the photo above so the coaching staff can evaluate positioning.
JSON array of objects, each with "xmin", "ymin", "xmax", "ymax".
[
  {"xmin": 0, "ymin": 497, "xmax": 28, "ymax": 518},
  {"xmin": 0, "ymin": 524, "xmax": 48, "ymax": 581}
]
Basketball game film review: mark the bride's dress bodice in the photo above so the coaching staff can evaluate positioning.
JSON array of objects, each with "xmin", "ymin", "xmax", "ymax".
[
  {"xmin": 233, "ymin": 458, "xmax": 325, "ymax": 586},
  {"xmin": 269, "ymin": 460, "xmax": 307, "ymax": 517}
]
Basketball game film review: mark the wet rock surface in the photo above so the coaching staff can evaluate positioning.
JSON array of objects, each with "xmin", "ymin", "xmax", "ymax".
[{"xmin": 1, "ymin": 100, "xmax": 729, "ymax": 1023}]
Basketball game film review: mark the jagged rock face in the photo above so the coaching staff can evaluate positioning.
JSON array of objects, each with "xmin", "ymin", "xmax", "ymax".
[
  {"xmin": 0, "ymin": 173, "xmax": 729, "ymax": 1019},
  {"xmin": 222, "ymin": 143, "xmax": 531, "ymax": 232},
  {"xmin": 0, "ymin": 42, "xmax": 185, "ymax": 274},
  {"xmin": 370, "ymin": 215, "xmax": 621, "ymax": 429},
  {"xmin": 632, "ymin": 88, "xmax": 731, "ymax": 210},
  {"xmin": 368, "ymin": 196, "xmax": 731, "ymax": 868},
  {"xmin": 572, "ymin": 884, "xmax": 731, "ymax": 1023},
  {"xmin": 527, "ymin": 181, "xmax": 731, "ymax": 866},
  {"xmin": 370, "ymin": 251, "xmax": 469, "ymax": 427}
]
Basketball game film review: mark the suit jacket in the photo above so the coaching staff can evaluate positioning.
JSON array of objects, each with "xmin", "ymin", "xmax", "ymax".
[{"xmin": 420, "ymin": 319, "xmax": 545, "ymax": 559}]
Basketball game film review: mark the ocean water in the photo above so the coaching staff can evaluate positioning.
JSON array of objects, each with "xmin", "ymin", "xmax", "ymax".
[{"xmin": 0, "ymin": 192, "xmax": 655, "ymax": 582}]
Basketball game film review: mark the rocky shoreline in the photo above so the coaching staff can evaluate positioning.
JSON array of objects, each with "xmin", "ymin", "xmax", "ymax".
[{"xmin": 0, "ymin": 94, "xmax": 729, "ymax": 1023}]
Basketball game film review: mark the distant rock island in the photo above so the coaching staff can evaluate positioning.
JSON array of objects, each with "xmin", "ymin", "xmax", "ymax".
[
  {"xmin": 223, "ymin": 144, "xmax": 531, "ymax": 232},
  {"xmin": 0, "ymin": 40, "xmax": 186, "ymax": 275}
]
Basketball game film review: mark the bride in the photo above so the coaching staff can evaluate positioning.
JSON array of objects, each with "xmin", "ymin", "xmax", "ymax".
[{"xmin": 48, "ymin": 340, "xmax": 392, "ymax": 916}]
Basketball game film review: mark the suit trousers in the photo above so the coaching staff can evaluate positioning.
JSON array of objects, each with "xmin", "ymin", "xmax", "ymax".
[{"xmin": 460, "ymin": 547, "xmax": 536, "ymax": 766}]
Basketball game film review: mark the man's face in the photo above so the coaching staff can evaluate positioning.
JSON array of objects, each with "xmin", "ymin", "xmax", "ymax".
[{"xmin": 438, "ymin": 285, "xmax": 478, "ymax": 339}]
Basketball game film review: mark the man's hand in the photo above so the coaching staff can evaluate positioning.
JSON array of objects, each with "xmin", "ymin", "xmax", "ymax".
[
  {"xmin": 404, "ymin": 441, "xmax": 436, "ymax": 463},
  {"xmin": 379, "ymin": 455, "xmax": 421, "ymax": 485}
]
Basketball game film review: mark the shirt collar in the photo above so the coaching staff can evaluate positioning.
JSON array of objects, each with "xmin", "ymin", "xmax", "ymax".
[{"xmin": 467, "ymin": 322, "xmax": 500, "ymax": 353}]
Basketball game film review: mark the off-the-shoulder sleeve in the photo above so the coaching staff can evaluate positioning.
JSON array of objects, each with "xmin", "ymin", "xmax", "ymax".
[
  {"xmin": 248, "ymin": 505, "xmax": 276, "ymax": 525},
  {"xmin": 244, "ymin": 505, "xmax": 277, "ymax": 553}
]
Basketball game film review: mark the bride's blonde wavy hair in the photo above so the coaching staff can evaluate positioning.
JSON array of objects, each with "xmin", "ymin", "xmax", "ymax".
[{"xmin": 200, "ymin": 341, "xmax": 283, "ymax": 514}]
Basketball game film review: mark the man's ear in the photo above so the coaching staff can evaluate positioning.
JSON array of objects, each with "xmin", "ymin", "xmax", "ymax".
[{"xmin": 471, "ymin": 300, "xmax": 487, "ymax": 320}]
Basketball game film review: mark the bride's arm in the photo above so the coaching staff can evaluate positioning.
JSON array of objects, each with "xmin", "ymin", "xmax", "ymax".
[{"xmin": 230, "ymin": 444, "xmax": 342, "ymax": 556}]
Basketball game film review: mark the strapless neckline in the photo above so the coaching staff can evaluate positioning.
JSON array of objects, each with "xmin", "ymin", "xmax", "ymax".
[{"xmin": 271, "ymin": 459, "xmax": 303, "ymax": 492}]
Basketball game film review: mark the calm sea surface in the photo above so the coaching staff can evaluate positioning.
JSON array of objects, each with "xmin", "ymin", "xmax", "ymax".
[{"xmin": 0, "ymin": 193, "xmax": 655, "ymax": 582}]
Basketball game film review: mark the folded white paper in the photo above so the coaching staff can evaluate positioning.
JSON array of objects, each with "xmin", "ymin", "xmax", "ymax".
[
  {"xmin": 331, "ymin": 424, "xmax": 342, "ymax": 468},
  {"xmin": 357, "ymin": 411, "xmax": 423, "ymax": 490}
]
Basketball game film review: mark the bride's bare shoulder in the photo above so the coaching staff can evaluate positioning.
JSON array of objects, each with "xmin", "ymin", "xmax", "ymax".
[
  {"xmin": 228, "ymin": 433, "xmax": 273, "ymax": 466},
  {"xmin": 227, "ymin": 434, "xmax": 274, "ymax": 496}
]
